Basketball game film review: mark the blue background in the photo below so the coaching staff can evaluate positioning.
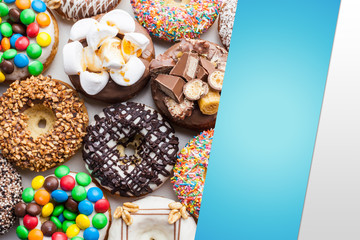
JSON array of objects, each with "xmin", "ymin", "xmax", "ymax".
[{"xmin": 196, "ymin": 0, "xmax": 340, "ymax": 239}]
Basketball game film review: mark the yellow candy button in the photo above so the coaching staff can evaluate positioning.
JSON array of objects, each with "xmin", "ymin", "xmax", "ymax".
[
  {"xmin": 66, "ymin": 224, "xmax": 80, "ymax": 239},
  {"xmin": 36, "ymin": 32, "xmax": 51, "ymax": 47},
  {"xmin": 0, "ymin": 71, "xmax": 5, "ymax": 83},
  {"xmin": 31, "ymin": 175, "xmax": 45, "ymax": 190},
  {"xmin": 42, "ymin": 202, "xmax": 54, "ymax": 218},
  {"xmin": 76, "ymin": 214, "xmax": 90, "ymax": 230}
]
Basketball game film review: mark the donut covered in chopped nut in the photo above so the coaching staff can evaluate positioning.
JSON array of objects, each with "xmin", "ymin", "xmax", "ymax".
[
  {"xmin": 150, "ymin": 39, "xmax": 227, "ymax": 131},
  {"xmin": 0, "ymin": 75, "xmax": 89, "ymax": 172}
]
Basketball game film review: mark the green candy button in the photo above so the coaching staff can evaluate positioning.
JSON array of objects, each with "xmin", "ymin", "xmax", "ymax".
[
  {"xmin": 71, "ymin": 186, "xmax": 87, "ymax": 202},
  {"xmin": 0, "ymin": 22, "xmax": 12, "ymax": 37},
  {"xmin": 92, "ymin": 213, "xmax": 108, "ymax": 229},
  {"xmin": 63, "ymin": 209, "xmax": 77, "ymax": 220},
  {"xmin": 26, "ymin": 43, "xmax": 42, "ymax": 59},
  {"xmin": 22, "ymin": 187, "xmax": 35, "ymax": 203},
  {"xmin": 16, "ymin": 225, "xmax": 28, "ymax": 240},
  {"xmin": 0, "ymin": 3, "xmax": 8, "ymax": 17},
  {"xmin": 20, "ymin": 9, "xmax": 35, "ymax": 25},
  {"xmin": 3, "ymin": 49, "xmax": 17, "ymax": 60},
  {"xmin": 50, "ymin": 216, "xmax": 62, "ymax": 229},
  {"xmin": 76, "ymin": 172, "xmax": 91, "ymax": 186},
  {"xmin": 52, "ymin": 204, "xmax": 64, "ymax": 217},
  {"xmin": 54, "ymin": 165, "xmax": 70, "ymax": 178},
  {"xmin": 28, "ymin": 60, "xmax": 44, "ymax": 76},
  {"xmin": 62, "ymin": 220, "xmax": 76, "ymax": 232},
  {"xmin": 71, "ymin": 237, "xmax": 84, "ymax": 240}
]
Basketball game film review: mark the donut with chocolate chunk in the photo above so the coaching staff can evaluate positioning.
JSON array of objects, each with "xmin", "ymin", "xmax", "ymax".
[
  {"xmin": 83, "ymin": 102, "xmax": 179, "ymax": 197},
  {"xmin": 63, "ymin": 9, "xmax": 155, "ymax": 103},
  {"xmin": 150, "ymin": 39, "xmax": 227, "ymax": 131}
]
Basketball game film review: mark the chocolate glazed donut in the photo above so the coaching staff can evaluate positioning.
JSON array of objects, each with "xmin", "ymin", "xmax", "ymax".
[
  {"xmin": 67, "ymin": 13, "xmax": 155, "ymax": 103},
  {"xmin": 150, "ymin": 39, "xmax": 228, "ymax": 131}
]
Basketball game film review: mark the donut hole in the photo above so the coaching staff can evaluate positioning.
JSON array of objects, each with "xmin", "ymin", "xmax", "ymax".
[
  {"xmin": 116, "ymin": 134, "xmax": 143, "ymax": 163},
  {"xmin": 23, "ymin": 104, "xmax": 56, "ymax": 139},
  {"xmin": 165, "ymin": 0, "xmax": 190, "ymax": 6}
]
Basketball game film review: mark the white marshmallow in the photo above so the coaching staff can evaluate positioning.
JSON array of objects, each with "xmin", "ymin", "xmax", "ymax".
[
  {"xmin": 100, "ymin": 9, "xmax": 136, "ymax": 34},
  {"xmin": 69, "ymin": 18, "xmax": 98, "ymax": 41},
  {"xmin": 80, "ymin": 71, "xmax": 109, "ymax": 95},
  {"xmin": 86, "ymin": 22, "xmax": 118, "ymax": 50},
  {"xmin": 99, "ymin": 38, "xmax": 125, "ymax": 70},
  {"xmin": 121, "ymin": 32, "xmax": 150, "ymax": 61},
  {"xmin": 83, "ymin": 47, "xmax": 103, "ymax": 72},
  {"xmin": 110, "ymin": 56, "xmax": 145, "ymax": 86},
  {"xmin": 63, "ymin": 41, "xmax": 84, "ymax": 75}
]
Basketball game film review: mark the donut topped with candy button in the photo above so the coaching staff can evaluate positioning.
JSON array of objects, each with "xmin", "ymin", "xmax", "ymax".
[
  {"xmin": 0, "ymin": 0, "xmax": 58, "ymax": 82},
  {"xmin": 14, "ymin": 166, "xmax": 111, "ymax": 240}
]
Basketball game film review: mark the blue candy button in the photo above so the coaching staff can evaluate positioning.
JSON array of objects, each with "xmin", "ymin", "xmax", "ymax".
[
  {"xmin": 10, "ymin": 34, "xmax": 22, "ymax": 48},
  {"xmin": 51, "ymin": 189, "xmax": 69, "ymax": 203},
  {"xmin": 84, "ymin": 227, "xmax": 99, "ymax": 240},
  {"xmin": 4, "ymin": 0, "xmax": 16, "ymax": 3},
  {"xmin": 87, "ymin": 187, "xmax": 103, "ymax": 202},
  {"xmin": 14, "ymin": 54, "xmax": 29, "ymax": 68},
  {"xmin": 31, "ymin": 0, "xmax": 46, "ymax": 13},
  {"xmin": 78, "ymin": 200, "xmax": 94, "ymax": 216}
]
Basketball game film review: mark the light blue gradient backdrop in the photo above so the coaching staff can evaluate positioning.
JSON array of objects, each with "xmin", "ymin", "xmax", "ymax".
[{"xmin": 195, "ymin": 1, "xmax": 340, "ymax": 239}]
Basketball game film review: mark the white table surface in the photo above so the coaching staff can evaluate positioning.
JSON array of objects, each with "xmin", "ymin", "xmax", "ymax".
[{"xmin": 0, "ymin": 0, "xmax": 223, "ymax": 238}]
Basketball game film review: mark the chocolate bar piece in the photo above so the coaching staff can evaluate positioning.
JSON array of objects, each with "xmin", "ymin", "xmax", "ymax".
[
  {"xmin": 199, "ymin": 58, "xmax": 216, "ymax": 75},
  {"xmin": 155, "ymin": 74, "xmax": 185, "ymax": 103},
  {"xmin": 196, "ymin": 65, "xmax": 208, "ymax": 81},
  {"xmin": 170, "ymin": 53, "xmax": 199, "ymax": 81}
]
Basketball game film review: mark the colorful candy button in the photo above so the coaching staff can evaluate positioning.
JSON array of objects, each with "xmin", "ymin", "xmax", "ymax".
[
  {"xmin": 52, "ymin": 204, "xmax": 64, "ymax": 217},
  {"xmin": 22, "ymin": 187, "xmax": 35, "ymax": 203},
  {"xmin": 78, "ymin": 200, "xmax": 94, "ymax": 216},
  {"xmin": 51, "ymin": 232, "xmax": 67, "ymax": 240},
  {"xmin": 62, "ymin": 220, "xmax": 75, "ymax": 232},
  {"xmin": 71, "ymin": 237, "xmax": 84, "ymax": 240},
  {"xmin": 31, "ymin": 0, "xmax": 46, "ymax": 13},
  {"xmin": 72, "ymin": 186, "xmax": 87, "ymax": 202},
  {"xmin": 75, "ymin": 172, "xmax": 91, "ymax": 186},
  {"xmin": 14, "ymin": 53, "xmax": 30, "ymax": 68},
  {"xmin": 28, "ymin": 60, "xmax": 43, "ymax": 76},
  {"xmin": 60, "ymin": 175, "xmax": 76, "ymax": 191},
  {"xmin": 23, "ymin": 214, "xmax": 38, "ymax": 230},
  {"xmin": 87, "ymin": 187, "xmax": 103, "ymax": 202},
  {"xmin": 9, "ymin": 8, "xmax": 21, "ymax": 22},
  {"xmin": 4, "ymin": 0, "xmax": 16, "ymax": 3},
  {"xmin": 15, "ymin": 36, "xmax": 30, "ymax": 50},
  {"xmin": 41, "ymin": 220, "xmax": 57, "ymax": 237},
  {"xmin": 20, "ymin": 9, "xmax": 36, "ymax": 25},
  {"xmin": 83, "ymin": 227, "xmax": 99, "ymax": 240},
  {"xmin": 63, "ymin": 209, "xmax": 77, "ymax": 220},
  {"xmin": 28, "ymin": 228, "xmax": 43, "ymax": 240},
  {"xmin": 1, "ymin": 37, "xmax": 10, "ymax": 51},
  {"xmin": 50, "ymin": 216, "xmax": 62, "ymax": 229},
  {"xmin": 0, "ymin": 3, "xmax": 9, "ymax": 17},
  {"xmin": 0, "ymin": 22, "xmax": 12, "ymax": 37},
  {"xmin": 92, "ymin": 213, "xmax": 107, "ymax": 229},
  {"xmin": 16, "ymin": 225, "xmax": 29, "ymax": 239},
  {"xmin": 27, "ymin": 43, "xmax": 42, "ymax": 59},
  {"xmin": 58, "ymin": 213, "xmax": 65, "ymax": 223},
  {"xmin": 27, "ymin": 22, "xmax": 39, "ymax": 38},
  {"xmin": 36, "ymin": 12, "xmax": 50, "ymax": 27},
  {"xmin": 16, "ymin": 0, "xmax": 31, "ymax": 10},
  {"xmin": 10, "ymin": 33, "xmax": 22, "ymax": 48},
  {"xmin": 51, "ymin": 189, "xmax": 68, "ymax": 203},
  {"xmin": 36, "ymin": 32, "xmax": 51, "ymax": 47},
  {"xmin": 76, "ymin": 214, "xmax": 90, "ymax": 230},
  {"xmin": 0, "ymin": 71, "xmax": 5, "ymax": 83},
  {"xmin": 66, "ymin": 224, "xmax": 80, "ymax": 239},
  {"xmin": 3, "ymin": 49, "xmax": 17, "ymax": 59},
  {"xmin": 94, "ymin": 199, "xmax": 110, "ymax": 213},
  {"xmin": 42, "ymin": 202, "xmax": 54, "ymax": 217},
  {"xmin": 31, "ymin": 176, "xmax": 45, "ymax": 190},
  {"xmin": 55, "ymin": 165, "xmax": 70, "ymax": 178},
  {"xmin": 34, "ymin": 189, "xmax": 50, "ymax": 205}
]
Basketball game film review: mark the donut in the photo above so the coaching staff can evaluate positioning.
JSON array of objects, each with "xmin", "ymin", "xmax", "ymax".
[
  {"xmin": 14, "ymin": 165, "xmax": 111, "ymax": 240},
  {"xmin": 150, "ymin": 39, "xmax": 227, "ymax": 131},
  {"xmin": 172, "ymin": 129, "xmax": 214, "ymax": 218},
  {"xmin": 44, "ymin": 0, "xmax": 121, "ymax": 21},
  {"xmin": 131, "ymin": 0, "xmax": 222, "ymax": 42},
  {"xmin": 218, "ymin": 0, "xmax": 238, "ymax": 50},
  {"xmin": 83, "ymin": 102, "xmax": 179, "ymax": 197},
  {"xmin": 0, "ymin": 75, "xmax": 89, "ymax": 172},
  {"xmin": 109, "ymin": 196, "xmax": 197, "ymax": 240},
  {"xmin": 0, "ymin": 0, "xmax": 59, "ymax": 82},
  {"xmin": 0, "ymin": 155, "xmax": 23, "ymax": 235},
  {"xmin": 63, "ymin": 9, "xmax": 155, "ymax": 103}
]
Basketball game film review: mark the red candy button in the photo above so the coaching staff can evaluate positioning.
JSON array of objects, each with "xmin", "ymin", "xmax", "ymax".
[
  {"xmin": 60, "ymin": 175, "xmax": 75, "ymax": 191},
  {"xmin": 51, "ymin": 232, "xmax": 67, "ymax": 240},
  {"xmin": 94, "ymin": 199, "xmax": 110, "ymax": 213},
  {"xmin": 26, "ymin": 23, "xmax": 39, "ymax": 38},
  {"xmin": 15, "ymin": 36, "xmax": 30, "ymax": 51},
  {"xmin": 23, "ymin": 214, "xmax": 38, "ymax": 230}
]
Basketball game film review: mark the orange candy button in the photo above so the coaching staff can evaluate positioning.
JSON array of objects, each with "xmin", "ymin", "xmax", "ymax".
[
  {"xmin": 15, "ymin": 0, "xmax": 31, "ymax": 10},
  {"xmin": 36, "ymin": 13, "xmax": 50, "ymax": 28},
  {"xmin": 28, "ymin": 229, "xmax": 43, "ymax": 240},
  {"xmin": 34, "ymin": 189, "xmax": 50, "ymax": 206},
  {"xmin": 1, "ymin": 38, "xmax": 10, "ymax": 51}
]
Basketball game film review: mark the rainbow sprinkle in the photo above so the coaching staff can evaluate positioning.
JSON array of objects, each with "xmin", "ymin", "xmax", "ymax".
[
  {"xmin": 130, "ymin": 0, "xmax": 222, "ymax": 42},
  {"xmin": 171, "ymin": 129, "xmax": 214, "ymax": 218}
]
